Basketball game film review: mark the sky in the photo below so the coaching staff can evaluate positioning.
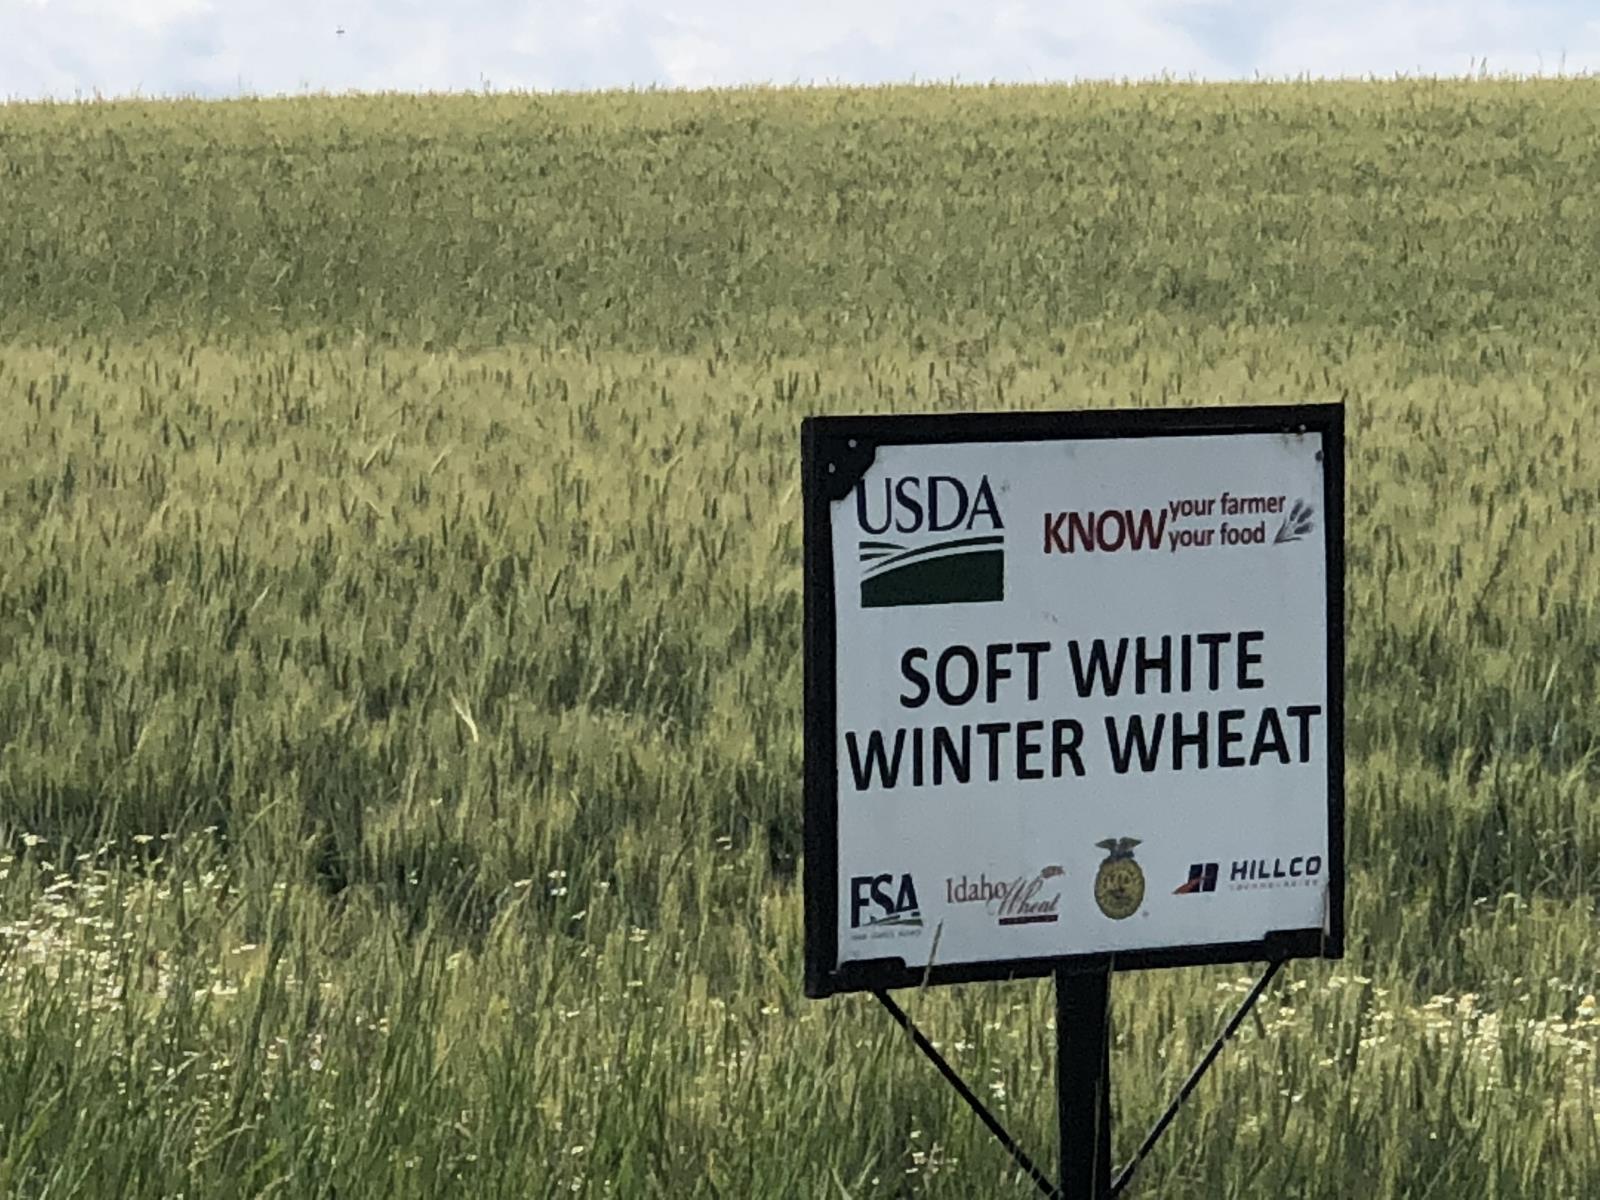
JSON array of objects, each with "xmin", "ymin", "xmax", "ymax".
[{"xmin": 3, "ymin": 0, "xmax": 1600, "ymax": 102}]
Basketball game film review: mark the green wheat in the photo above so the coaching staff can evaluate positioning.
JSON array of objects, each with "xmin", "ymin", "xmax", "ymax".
[{"xmin": 0, "ymin": 77, "xmax": 1597, "ymax": 1198}]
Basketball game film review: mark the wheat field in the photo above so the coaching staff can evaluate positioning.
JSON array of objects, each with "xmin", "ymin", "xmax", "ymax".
[{"xmin": 0, "ymin": 79, "xmax": 1598, "ymax": 1197}]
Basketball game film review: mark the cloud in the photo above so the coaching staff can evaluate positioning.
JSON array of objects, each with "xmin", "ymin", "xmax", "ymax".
[
  {"xmin": 1255, "ymin": 1, "xmax": 1600, "ymax": 78},
  {"xmin": 1, "ymin": 0, "xmax": 1598, "ymax": 102}
]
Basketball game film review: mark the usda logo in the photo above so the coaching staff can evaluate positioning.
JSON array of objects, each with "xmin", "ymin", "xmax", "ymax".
[{"xmin": 853, "ymin": 475, "xmax": 1005, "ymax": 608}]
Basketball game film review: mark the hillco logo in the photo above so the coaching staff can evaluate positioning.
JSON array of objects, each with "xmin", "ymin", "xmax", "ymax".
[
  {"xmin": 1228, "ymin": 854, "xmax": 1323, "ymax": 891},
  {"xmin": 945, "ymin": 864, "xmax": 1064, "ymax": 927},
  {"xmin": 1173, "ymin": 862, "xmax": 1219, "ymax": 895},
  {"xmin": 848, "ymin": 873, "xmax": 923, "ymax": 939},
  {"xmin": 1093, "ymin": 837, "xmax": 1145, "ymax": 919},
  {"xmin": 855, "ymin": 475, "xmax": 1005, "ymax": 608}
]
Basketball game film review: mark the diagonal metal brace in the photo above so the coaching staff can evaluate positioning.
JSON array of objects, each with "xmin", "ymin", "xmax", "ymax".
[
  {"xmin": 874, "ymin": 989, "xmax": 1062, "ymax": 1200},
  {"xmin": 1110, "ymin": 958, "xmax": 1285, "ymax": 1196}
]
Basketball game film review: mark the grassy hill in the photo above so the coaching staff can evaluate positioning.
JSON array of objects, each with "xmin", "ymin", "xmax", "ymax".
[
  {"xmin": 0, "ymin": 80, "xmax": 1597, "ymax": 1198},
  {"xmin": 5, "ymin": 81, "xmax": 1600, "ymax": 354}
]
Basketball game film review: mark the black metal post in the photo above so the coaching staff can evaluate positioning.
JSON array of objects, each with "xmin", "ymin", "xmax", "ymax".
[
  {"xmin": 1056, "ymin": 963, "xmax": 1112, "ymax": 1199},
  {"xmin": 874, "ymin": 990, "xmax": 1062, "ymax": 1199},
  {"xmin": 1110, "ymin": 957, "xmax": 1284, "ymax": 1196}
]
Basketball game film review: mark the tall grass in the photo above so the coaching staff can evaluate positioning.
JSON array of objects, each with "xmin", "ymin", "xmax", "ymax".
[{"xmin": 0, "ymin": 79, "xmax": 1597, "ymax": 1197}]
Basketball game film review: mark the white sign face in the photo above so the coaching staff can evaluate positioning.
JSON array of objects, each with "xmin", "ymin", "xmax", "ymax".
[{"xmin": 803, "ymin": 408, "xmax": 1344, "ymax": 996}]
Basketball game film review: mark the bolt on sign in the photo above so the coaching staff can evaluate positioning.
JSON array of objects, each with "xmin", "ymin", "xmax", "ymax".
[{"xmin": 801, "ymin": 405, "xmax": 1345, "ymax": 997}]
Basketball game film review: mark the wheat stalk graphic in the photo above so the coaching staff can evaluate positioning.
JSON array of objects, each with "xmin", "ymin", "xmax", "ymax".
[{"xmin": 1273, "ymin": 498, "xmax": 1317, "ymax": 544}]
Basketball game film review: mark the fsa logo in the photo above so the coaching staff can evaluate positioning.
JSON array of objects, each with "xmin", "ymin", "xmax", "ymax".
[{"xmin": 848, "ymin": 873, "xmax": 923, "ymax": 931}]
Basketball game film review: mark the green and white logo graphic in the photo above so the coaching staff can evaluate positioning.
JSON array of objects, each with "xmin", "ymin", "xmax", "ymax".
[
  {"xmin": 858, "ymin": 536, "xmax": 1004, "ymax": 608},
  {"xmin": 854, "ymin": 475, "xmax": 1006, "ymax": 608}
]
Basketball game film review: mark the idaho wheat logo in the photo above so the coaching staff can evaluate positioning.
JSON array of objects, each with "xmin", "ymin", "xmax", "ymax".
[
  {"xmin": 855, "ymin": 475, "xmax": 1005, "ymax": 608},
  {"xmin": 945, "ymin": 864, "xmax": 1065, "ymax": 927},
  {"xmin": 1093, "ymin": 837, "xmax": 1145, "ymax": 920}
]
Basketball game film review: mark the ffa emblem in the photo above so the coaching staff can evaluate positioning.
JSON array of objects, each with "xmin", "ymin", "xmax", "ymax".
[{"xmin": 1093, "ymin": 837, "xmax": 1145, "ymax": 920}]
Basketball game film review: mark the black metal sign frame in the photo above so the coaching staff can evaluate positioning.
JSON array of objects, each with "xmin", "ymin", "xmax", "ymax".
[{"xmin": 801, "ymin": 403, "xmax": 1345, "ymax": 1000}]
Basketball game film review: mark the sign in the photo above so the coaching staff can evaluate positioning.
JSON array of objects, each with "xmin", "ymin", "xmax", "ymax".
[{"xmin": 802, "ymin": 405, "xmax": 1344, "ymax": 998}]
